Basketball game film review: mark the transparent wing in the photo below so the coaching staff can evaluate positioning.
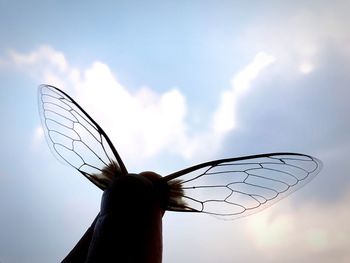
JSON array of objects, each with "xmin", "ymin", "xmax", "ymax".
[
  {"xmin": 38, "ymin": 84, "xmax": 128, "ymax": 190},
  {"xmin": 163, "ymin": 153, "xmax": 322, "ymax": 219}
]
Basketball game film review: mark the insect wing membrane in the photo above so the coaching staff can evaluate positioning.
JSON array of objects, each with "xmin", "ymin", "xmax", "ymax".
[
  {"xmin": 38, "ymin": 85, "xmax": 127, "ymax": 189},
  {"xmin": 164, "ymin": 153, "xmax": 322, "ymax": 219}
]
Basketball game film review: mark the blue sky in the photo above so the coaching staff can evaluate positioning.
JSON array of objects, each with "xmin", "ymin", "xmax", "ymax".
[{"xmin": 0, "ymin": 0, "xmax": 350, "ymax": 262}]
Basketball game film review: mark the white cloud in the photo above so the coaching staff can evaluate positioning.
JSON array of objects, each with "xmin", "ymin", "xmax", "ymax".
[
  {"xmin": 5, "ymin": 46, "xmax": 274, "ymax": 163},
  {"xmin": 243, "ymin": 190, "xmax": 350, "ymax": 262},
  {"xmin": 72, "ymin": 61, "xmax": 189, "ymax": 160},
  {"xmin": 237, "ymin": 3, "xmax": 350, "ymax": 75},
  {"xmin": 9, "ymin": 45, "xmax": 67, "ymax": 72},
  {"xmin": 247, "ymin": 212, "xmax": 295, "ymax": 248},
  {"xmin": 212, "ymin": 52, "xmax": 275, "ymax": 134},
  {"xmin": 231, "ymin": 52, "xmax": 276, "ymax": 94},
  {"xmin": 8, "ymin": 46, "xmax": 68, "ymax": 80}
]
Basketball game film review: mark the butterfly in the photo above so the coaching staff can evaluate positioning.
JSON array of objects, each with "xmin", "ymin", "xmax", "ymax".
[{"xmin": 38, "ymin": 84, "xmax": 322, "ymax": 220}]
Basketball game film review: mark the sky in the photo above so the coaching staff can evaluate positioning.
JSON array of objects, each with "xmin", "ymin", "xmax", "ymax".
[{"xmin": 0, "ymin": 0, "xmax": 349, "ymax": 262}]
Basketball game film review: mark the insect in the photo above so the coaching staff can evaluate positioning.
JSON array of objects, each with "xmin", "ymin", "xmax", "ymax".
[{"xmin": 38, "ymin": 84, "xmax": 322, "ymax": 262}]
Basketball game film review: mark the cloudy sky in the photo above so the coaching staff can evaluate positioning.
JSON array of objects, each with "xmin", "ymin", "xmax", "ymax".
[{"xmin": 0, "ymin": 0, "xmax": 349, "ymax": 262}]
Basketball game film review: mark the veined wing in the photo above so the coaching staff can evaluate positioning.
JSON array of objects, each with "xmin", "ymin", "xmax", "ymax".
[
  {"xmin": 38, "ymin": 84, "xmax": 127, "ymax": 190},
  {"xmin": 163, "ymin": 153, "xmax": 322, "ymax": 219}
]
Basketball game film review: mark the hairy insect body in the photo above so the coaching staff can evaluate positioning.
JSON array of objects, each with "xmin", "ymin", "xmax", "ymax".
[
  {"xmin": 167, "ymin": 179, "xmax": 186, "ymax": 210},
  {"xmin": 86, "ymin": 173, "xmax": 163, "ymax": 263},
  {"xmin": 92, "ymin": 162, "xmax": 122, "ymax": 188},
  {"xmin": 99, "ymin": 163, "xmax": 187, "ymax": 213}
]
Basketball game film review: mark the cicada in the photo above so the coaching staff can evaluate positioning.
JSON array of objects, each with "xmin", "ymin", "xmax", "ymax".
[{"xmin": 38, "ymin": 84, "xmax": 322, "ymax": 263}]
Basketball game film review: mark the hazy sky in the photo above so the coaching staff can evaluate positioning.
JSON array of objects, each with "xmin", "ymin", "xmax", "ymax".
[{"xmin": 0, "ymin": 1, "xmax": 349, "ymax": 262}]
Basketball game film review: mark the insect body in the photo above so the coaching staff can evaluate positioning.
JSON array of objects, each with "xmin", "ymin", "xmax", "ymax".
[{"xmin": 38, "ymin": 85, "xmax": 322, "ymax": 262}]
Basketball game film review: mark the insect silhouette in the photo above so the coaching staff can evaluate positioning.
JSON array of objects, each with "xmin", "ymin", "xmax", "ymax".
[{"xmin": 38, "ymin": 84, "xmax": 322, "ymax": 262}]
